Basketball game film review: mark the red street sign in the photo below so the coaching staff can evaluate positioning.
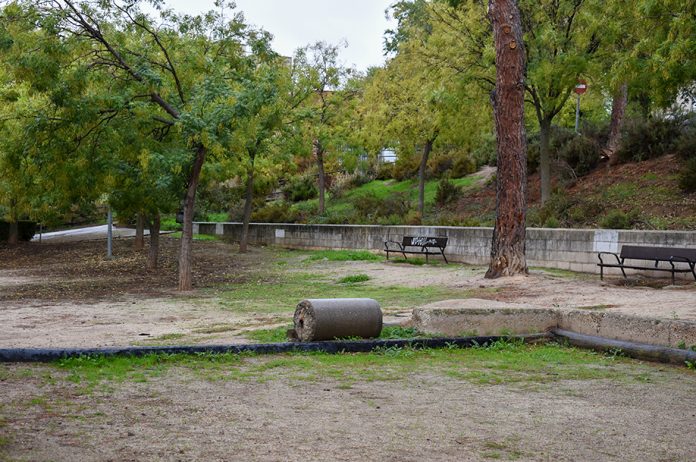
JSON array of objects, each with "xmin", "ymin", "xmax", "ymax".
[{"xmin": 574, "ymin": 79, "xmax": 588, "ymax": 95}]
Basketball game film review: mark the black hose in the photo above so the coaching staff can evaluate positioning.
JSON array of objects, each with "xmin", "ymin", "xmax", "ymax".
[
  {"xmin": 551, "ymin": 328, "xmax": 696, "ymax": 365},
  {"xmin": 0, "ymin": 333, "xmax": 551, "ymax": 363}
]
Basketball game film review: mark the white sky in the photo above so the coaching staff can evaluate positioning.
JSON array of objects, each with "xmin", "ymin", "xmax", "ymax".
[{"xmin": 163, "ymin": 0, "xmax": 397, "ymax": 71}]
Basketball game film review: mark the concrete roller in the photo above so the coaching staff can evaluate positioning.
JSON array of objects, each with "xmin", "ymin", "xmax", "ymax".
[{"xmin": 293, "ymin": 298, "xmax": 383, "ymax": 342}]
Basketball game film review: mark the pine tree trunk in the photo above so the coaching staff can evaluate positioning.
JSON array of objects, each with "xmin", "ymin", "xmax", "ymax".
[
  {"xmin": 134, "ymin": 213, "xmax": 145, "ymax": 251},
  {"xmin": 8, "ymin": 220, "xmax": 18, "ymax": 246},
  {"xmin": 485, "ymin": 0, "xmax": 528, "ymax": 279},
  {"xmin": 418, "ymin": 139, "xmax": 434, "ymax": 217},
  {"xmin": 314, "ymin": 139, "xmax": 326, "ymax": 214},
  {"xmin": 605, "ymin": 82, "xmax": 628, "ymax": 161},
  {"xmin": 240, "ymin": 166, "xmax": 255, "ymax": 253},
  {"xmin": 178, "ymin": 145, "xmax": 206, "ymax": 291},
  {"xmin": 539, "ymin": 117, "xmax": 552, "ymax": 204},
  {"xmin": 147, "ymin": 212, "xmax": 160, "ymax": 270}
]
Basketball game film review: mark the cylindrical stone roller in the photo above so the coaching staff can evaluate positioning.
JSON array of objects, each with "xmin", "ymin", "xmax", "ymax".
[{"xmin": 293, "ymin": 298, "xmax": 383, "ymax": 342}]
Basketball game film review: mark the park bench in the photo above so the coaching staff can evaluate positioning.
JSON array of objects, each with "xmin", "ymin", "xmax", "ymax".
[
  {"xmin": 597, "ymin": 245, "xmax": 696, "ymax": 284},
  {"xmin": 384, "ymin": 236, "xmax": 449, "ymax": 263}
]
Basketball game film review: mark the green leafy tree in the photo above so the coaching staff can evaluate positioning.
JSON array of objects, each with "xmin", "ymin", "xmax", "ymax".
[
  {"xmin": 27, "ymin": 0, "xmax": 264, "ymax": 290},
  {"xmin": 292, "ymin": 42, "xmax": 355, "ymax": 215}
]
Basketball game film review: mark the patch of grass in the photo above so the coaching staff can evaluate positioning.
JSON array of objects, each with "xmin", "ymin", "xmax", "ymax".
[
  {"xmin": 604, "ymin": 183, "xmax": 638, "ymax": 202},
  {"xmin": 153, "ymin": 333, "xmax": 186, "ymax": 341},
  {"xmin": 166, "ymin": 232, "xmax": 218, "ymax": 241},
  {"xmin": 305, "ymin": 250, "xmax": 380, "ymax": 262},
  {"xmin": 245, "ymin": 325, "xmax": 424, "ymax": 343},
  {"xmin": 192, "ymin": 324, "xmax": 237, "ymax": 334},
  {"xmin": 245, "ymin": 326, "xmax": 293, "ymax": 343},
  {"xmin": 215, "ymin": 272, "xmax": 469, "ymax": 314},
  {"xmin": 46, "ymin": 340, "xmax": 682, "ymax": 393},
  {"xmin": 389, "ymin": 258, "xmax": 426, "ymax": 266},
  {"xmin": 56, "ymin": 353, "xmax": 244, "ymax": 391},
  {"xmin": 0, "ymin": 435, "xmax": 10, "ymax": 450},
  {"xmin": 337, "ymin": 274, "xmax": 370, "ymax": 284},
  {"xmin": 531, "ymin": 267, "xmax": 588, "ymax": 279},
  {"xmin": 577, "ymin": 304, "xmax": 616, "ymax": 311}
]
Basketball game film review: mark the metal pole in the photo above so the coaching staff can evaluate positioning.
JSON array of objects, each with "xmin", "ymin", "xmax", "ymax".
[
  {"xmin": 575, "ymin": 93, "xmax": 581, "ymax": 133},
  {"xmin": 107, "ymin": 208, "xmax": 113, "ymax": 259}
]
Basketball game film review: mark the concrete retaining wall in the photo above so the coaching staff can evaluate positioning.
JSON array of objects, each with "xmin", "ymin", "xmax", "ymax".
[
  {"xmin": 411, "ymin": 303, "xmax": 696, "ymax": 348},
  {"xmin": 194, "ymin": 222, "xmax": 696, "ymax": 276}
]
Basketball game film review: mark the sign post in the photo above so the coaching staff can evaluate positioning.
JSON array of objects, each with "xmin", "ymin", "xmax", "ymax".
[{"xmin": 574, "ymin": 79, "xmax": 588, "ymax": 133}]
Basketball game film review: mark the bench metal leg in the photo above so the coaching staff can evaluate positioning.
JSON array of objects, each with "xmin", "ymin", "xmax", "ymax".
[{"xmin": 600, "ymin": 265, "xmax": 604, "ymax": 280}]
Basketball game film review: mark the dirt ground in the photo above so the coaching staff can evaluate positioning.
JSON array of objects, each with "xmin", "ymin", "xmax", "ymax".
[
  {"xmin": 1, "ymin": 238, "xmax": 696, "ymax": 461},
  {"xmin": 1, "ymin": 237, "xmax": 695, "ymax": 348},
  {"xmin": 1, "ymin": 357, "xmax": 695, "ymax": 461}
]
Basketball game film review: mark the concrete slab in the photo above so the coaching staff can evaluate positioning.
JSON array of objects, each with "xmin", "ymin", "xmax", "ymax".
[{"xmin": 412, "ymin": 299, "xmax": 696, "ymax": 348}]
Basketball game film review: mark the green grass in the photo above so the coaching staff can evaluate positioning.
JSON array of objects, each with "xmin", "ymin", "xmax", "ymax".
[
  {"xmin": 213, "ymin": 271, "xmax": 469, "ymax": 314},
  {"xmin": 337, "ymin": 274, "xmax": 370, "ymax": 284},
  {"xmin": 245, "ymin": 326, "xmax": 294, "ymax": 343},
  {"xmin": 305, "ymin": 250, "xmax": 381, "ymax": 261},
  {"xmin": 292, "ymin": 175, "xmax": 481, "ymax": 222},
  {"xmin": 340, "ymin": 177, "xmax": 478, "ymax": 205},
  {"xmin": 204, "ymin": 212, "xmax": 229, "ymax": 222},
  {"xmin": 49, "ymin": 340, "xmax": 679, "ymax": 392},
  {"xmin": 166, "ymin": 232, "xmax": 218, "ymax": 241},
  {"xmin": 160, "ymin": 216, "xmax": 181, "ymax": 231},
  {"xmin": 244, "ymin": 325, "xmax": 424, "ymax": 343}
]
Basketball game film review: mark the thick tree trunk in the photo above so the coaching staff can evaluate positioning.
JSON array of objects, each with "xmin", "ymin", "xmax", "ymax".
[
  {"xmin": 418, "ymin": 138, "xmax": 434, "ymax": 217},
  {"xmin": 134, "ymin": 213, "xmax": 145, "ymax": 251},
  {"xmin": 147, "ymin": 212, "xmax": 160, "ymax": 270},
  {"xmin": 178, "ymin": 145, "xmax": 207, "ymax": 291},
  {"xmin": 314, "ymin": 139, "xmax": 326, "ymax": 214},
  {"xmin": 538, "ymin": 117, "xmax": 552, "ymax": 204},
  {"xmin": 240, "ymin": 166, "xmax": 255, "ymax": 253},
  {"xmin": 7, "ymin": 220, "xmax": 18, "ymax": 246},
  {"xmin": 605, "ymin": 82, "xmax": 628, "ymax": 161},
  {"xmin": 485, "ymin": 0, "xmax": 528, "ymax": 279}
]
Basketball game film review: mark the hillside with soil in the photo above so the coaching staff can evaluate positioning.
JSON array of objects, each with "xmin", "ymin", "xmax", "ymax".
[{"xmin": 455, "ymin": 154, "xmax": 696, "ymax": 230}]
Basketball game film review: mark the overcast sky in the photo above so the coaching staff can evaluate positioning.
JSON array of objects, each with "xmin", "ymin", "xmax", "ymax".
[{"xmin": 163, "ymin": 0, "xmax": 397, "ymax": 71}]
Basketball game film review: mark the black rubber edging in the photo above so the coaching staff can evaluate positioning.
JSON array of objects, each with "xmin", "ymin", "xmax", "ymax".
[
  {"xmin": 551, "ymin": 328, "xmax": 696, "ymax": 365},
  {"xmin": 0, "ymin": 333, "xmax": 552, "ymax": 363}
]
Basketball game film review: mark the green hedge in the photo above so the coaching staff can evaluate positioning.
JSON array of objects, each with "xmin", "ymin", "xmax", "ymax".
[{"xmin": 0, "ymin": 221, "xmax": 37, "ymax": 242}]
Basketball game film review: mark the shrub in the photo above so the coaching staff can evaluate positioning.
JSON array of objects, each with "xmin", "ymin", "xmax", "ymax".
[
  {"xmin": 391, "ymin": 154, "xmax": 420, "ymax": 181},
  {"xmin": 427, "ymin": 152, "xmax": 454, "ymax": 178},
  {"xmin": 283, "ymin": 175, "xmax": 317, "ymax": 202},
  {"xmin": 559, "ymin": 135, "xmax": 601, "ymax": 177},
  {"xmin": 674, "ymin": 124, "xmax": 696, "ymax": 160},
  {"xmin": 451, "ymin": 155, "xmax": 477, "ymax": 177},
  {"xmin": 351, "ymin": 191, "xmax": 411, "ymax": 220},
  {"xmin": 527, "ymin": 126, "xmax": 576, "ymax": 174},
  {"xmin": 599, "ymin": 209, "xmax": 639, "ymax": 229},
  {"xmin": 470, "ymin": 134, "xmax": 497, "ymax": 168},
  {"xmin": 615, "ymin": 117, "xmax": 681, "ymax": 163},
  {"xmin": 252, "ymin": 201, "xmax": 299, "ymax": 223},
  {"xmin": 679, "ymin": 157, "xmax": 696, "ymax": 192},
  {"xmin": 428, "ymin": 149, "xmax": 477, "ymax": 179},
  {"xmin": 434, "ymin": 177, "xmax": 461, "ymax": 208},
  {"xmin": 374, "ymin": 162, "xmax": 394, "ymax": 180}
]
